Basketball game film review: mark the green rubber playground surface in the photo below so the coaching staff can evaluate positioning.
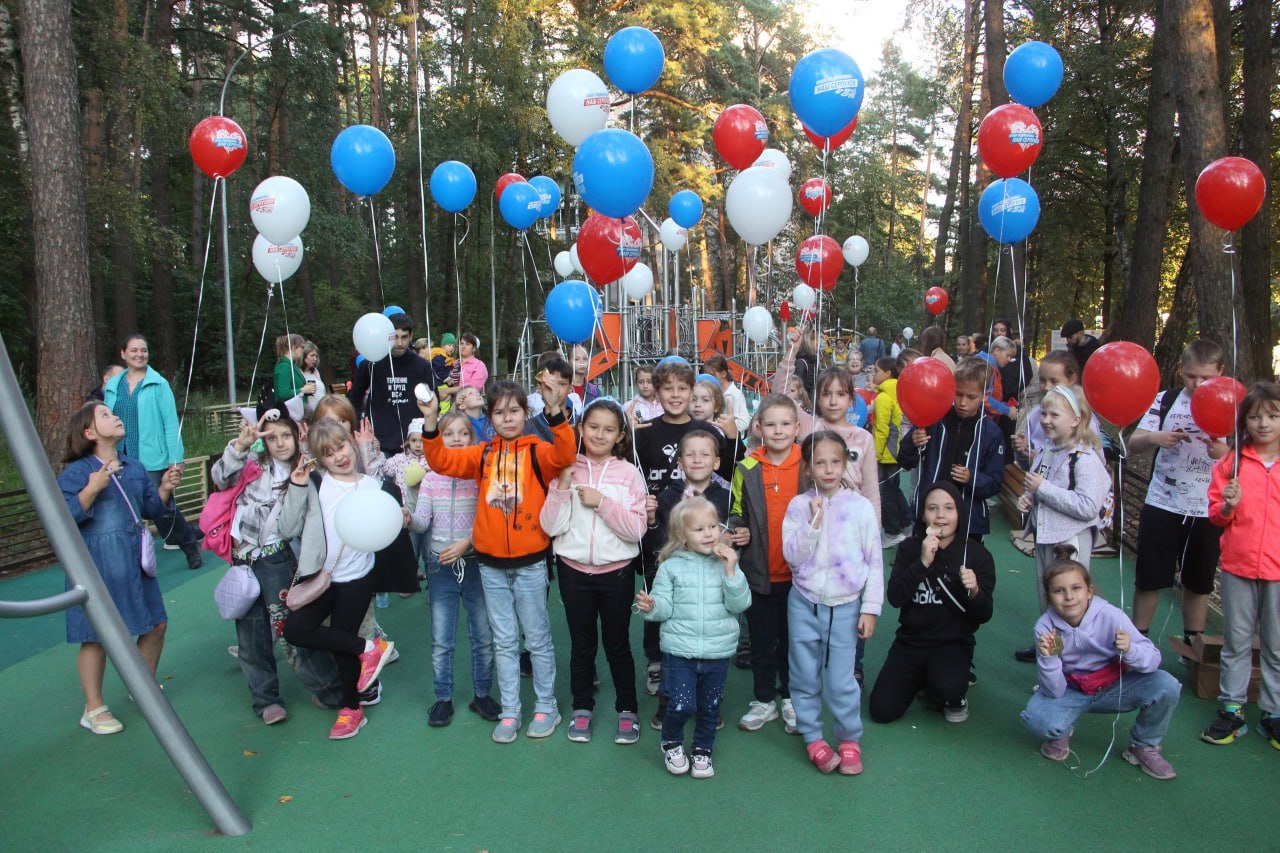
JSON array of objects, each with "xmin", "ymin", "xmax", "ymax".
[{"xmin": 1, "ymin": 510, "xmax": 1276, "ymax": 852}]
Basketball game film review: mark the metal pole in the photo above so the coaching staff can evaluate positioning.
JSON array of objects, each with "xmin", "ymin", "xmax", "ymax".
[
  {"xmin": 220, "ymin": 180, "xmax": 236, "ymax": 405},
  {"xmin": 0, "ymin": 336, "xmax": 250, "ymax": 836}
]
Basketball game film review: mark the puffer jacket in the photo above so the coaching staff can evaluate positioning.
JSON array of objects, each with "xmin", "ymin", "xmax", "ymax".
[
  {"xmin": 1208, "ymin": 445, "xmax": 1280, "ymax": 581},
  {"xmin": 643, "ymin": 550, "xmax": 752, "ymax": 660},
  {"xmin": 541, "ymin": 455, "xmax": 647, "ymax": 573}
]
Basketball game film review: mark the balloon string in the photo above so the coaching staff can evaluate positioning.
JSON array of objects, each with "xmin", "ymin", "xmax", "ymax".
[
  {"xmin": 245, "ymin": 281, "xmax": 276, "ymax": 406},
  {"xmin": 518, "ymin": 231, "xmax": 532, "ymax": 366},
  {"xmin": 454, "ymin": 213, "xmax": 467, "ymax": 339},
  {"xmin": 368, "ymin": 198, "xmax": 386, "ymax": 307},
  {"xmin": 521, "ymin": 231, "xmax": 547, "ymax": 295},
  {"xmin": 179, "ymin": 176, "xmax": 222, "ymax": 431},
  {"xmin": 852, "ymin": 265, "xmax": 859, "ymax": 336},
  {"xmin": 412, "ymin": 26, "xmax": 432, "ymax": 350},
  {"xmin": 1224, "ymin": 236, "xmax": 1241, "ymax": 473},
  {"xmin": 278, "ymin": 258, "xmax": 292, "ymax": 375}
]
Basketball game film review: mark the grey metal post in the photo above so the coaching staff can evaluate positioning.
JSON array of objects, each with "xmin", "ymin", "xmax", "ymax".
[
  {"xmin": 0, "ymin": 336, "xmax": 251, "ymax": 837},
  {"xmin": 220, "ymin": 179, "xmax": 237, "ymax": 406}
]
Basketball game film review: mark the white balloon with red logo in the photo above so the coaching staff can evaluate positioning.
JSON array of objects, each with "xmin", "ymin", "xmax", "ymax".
[
  {"xmin": 249, "ymin": 176, "xmax": 311, "ymax": 245},
  {"xmin": 660, "ymin": 217, "xmax": 687, "ymax": 253},
  {"xmin": 252, "ymin": 234, "xmax": 305, "ymax": 282}
]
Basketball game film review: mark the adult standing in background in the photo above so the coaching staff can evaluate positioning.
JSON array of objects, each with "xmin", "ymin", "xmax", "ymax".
[
  {"xmin": 859, "ymin": 326, "xmax": 886, "ymax": 366},
  {"xmin": 954, "ymin": 333, "xmax": 972, "ymax": 362},
  {"xmin": 457, "ymin": 333, "xmax": 489, "ymax": 392},
  {"xmin": 918, "ymin": 326, "xmax": 956, "ymax": 373},
  {"xmin": 890, "ymin": 333, "xmax": 907, "ymax": 359},
  {"xmin": 300, "ymin": 341, "xmax": 325, "ymax": 416},
  {"xmin": 1061, "ymin": 319, "xmax": 1101, "ymax": 373},
  {"xmin": 347, "ymin": 312, "xmax": 431, "ymax": 456},
  {"xmin": 103, "ymin": 334, "xmax": 203, "ymax": 569}
]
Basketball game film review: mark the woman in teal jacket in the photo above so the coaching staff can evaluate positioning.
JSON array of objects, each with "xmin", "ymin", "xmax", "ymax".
[{"xmin": 104, "ymin": 334, "xmax": 203, "ymax": 569}]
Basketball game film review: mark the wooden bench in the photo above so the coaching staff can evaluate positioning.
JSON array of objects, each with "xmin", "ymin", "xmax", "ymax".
[{"xmin": 998, "ymin": 463, "xmax": 1027, "ymax": 528}]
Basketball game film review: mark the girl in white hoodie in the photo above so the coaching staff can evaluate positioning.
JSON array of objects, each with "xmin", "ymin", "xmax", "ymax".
[{"xmin": 540, "ymin": 399, "xmax": 648, "ymax": 745}]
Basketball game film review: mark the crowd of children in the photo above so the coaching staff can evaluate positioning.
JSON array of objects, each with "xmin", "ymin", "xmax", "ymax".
[{"xmin": 56, "ymin": 323, "xmax": 1280, "ymax": 783}]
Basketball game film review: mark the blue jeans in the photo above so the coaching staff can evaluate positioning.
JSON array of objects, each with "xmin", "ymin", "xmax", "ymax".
[
  {"xmin": 426, "ymin": 552, "xmax": 494, "ymax": 701},
  {"xmin": 660, "ymin": 654, "xmax": 729, "ymax": 753},
  {"xmin": 1020, "ymin": 669, "xmax": 1181, "ymax": 748},
  {"xmin": 411, "ymin": 531, "xmax": 431, "ymax": 576},
  {"xmin": 479, "ymin": 560, "xmax": 557, "ymax": 720},
  {"xmin": 236, "ymin": 549, "xmax": 342, "ymax": 713}
]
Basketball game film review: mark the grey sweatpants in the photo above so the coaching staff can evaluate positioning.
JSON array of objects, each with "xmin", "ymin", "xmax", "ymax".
[{"xmin": 1218, "ymin": 571, "xmax": 1280, "ymax": 714}]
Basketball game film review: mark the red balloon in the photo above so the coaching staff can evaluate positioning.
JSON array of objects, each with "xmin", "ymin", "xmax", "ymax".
[
  {"xmin": 189, "ymin": 116, "xmax": 247, "ymax": 179},
  {"xmin": 1194, "ymin": 157, "xmax": 1267, "ymax": 231},
  {"xmin": 798, "ymin": 178, "xmax": 832, "ymax": 217},
  {"xmin": 899, "ymin": 357, "xmax": 957, "ymax": 428},
  {"xmin": 794, "ymin": 235, "xmax": 843, "ymax": 291},
  {"xmin": 802, "ymin": 117, "xmax": 857, "ymax": 153},
  {"xmin": 577, "ymin": 214, "xmax": 642, "ymax": 285},
  {"xmin": 713, "ymin": 104, "xmax": 768, "ymax": 170},
  {"xmin": 976, "ymin": 104, "xmax": 1042, "ymax": 179},
  {"xmin": 923, "ymin": 286, "xmax": 949, "ymax": 315},
  {"xmin": 495, "ymin": 172, "xmax": 526, "ymax": 201},
  {"xmin": 1082, "ymin": 341, "xmax": 1160, "ymax": 426},
  {"xmin": 1190, "ymin": 376, "xmax": 1246, "ymax": 438}
]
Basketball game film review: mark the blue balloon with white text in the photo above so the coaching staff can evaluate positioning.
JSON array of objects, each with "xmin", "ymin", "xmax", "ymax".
[
  {"xmin": 545, "ymin": 280, "xmax": 603, "ymax": 344},
  {"xmin": 573, "ymin": 129, "xmax": 654, "ymax": 219},
  {"xmin": 788, "ymin": 49, "xmax": 864, "ymax": 138},
  {"xmin": 978, "ymin": 178, "xmax": 1041, "ymax": 243},
  {"xmin": 499, "ymin": 181, "xmax": 543, "ymax": 230},
  {"xmin": 527, "ymin": 176, "xmax": 562, "ymax": 219}
]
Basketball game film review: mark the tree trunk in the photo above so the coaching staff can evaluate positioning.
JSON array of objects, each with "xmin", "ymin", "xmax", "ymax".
[
  {"xmin": 1238, "ymin": 0, "xmax": 1274, "ymax": 380},
  {"xmin": 107, "ymin": 0, "xmax": 136, "ymax": 346},
  {"xmin": 932, "ymin": 0, "xmax": 980, "ymax": 287},
  {"xmin": 1152, "ymin": 247, "xmax": 1196, "ymax": 383},
  {"xmin": 18, "ymin": 0, "xmax": 97, "ymax": 464},
  {"xmin": 1112, "ymin": 0, "xmax": 1176, "ymax": 348}
]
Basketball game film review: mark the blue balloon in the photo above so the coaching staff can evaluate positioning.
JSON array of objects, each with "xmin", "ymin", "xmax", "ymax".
[
  {"xmin": 499, "ymin": 182, "xmax": 543, "ymax": 230},
  {"xmin": 429, "ymin": 161, "xmax": 477, "ymax": 213},
  {"xmin": 1004, "ymin": 41, "xmax": 1064, "ymax": 108},
  {"xmin": 527, "ymin": 176, "xmax": 562, "ymax": 220},
  {"xmin": 845, "ymin": 395, "xmax": 868, "ymax": 428},
  {"xmin": 788, "ymin": 49, "xmax": 864, "ymax": 138},
  {"xmin": 603, "ymin": 26, "xmax": 665, "ymax": 95},
  {"xmin": 331, "ymin": 125, "xmax": 396, "ymax": 196},
  {"xmin": 545, "ymin": 280, "xmax": 603, "ymax": 344},
  {"xmin": 669, "ymin": 190, "xmax": 703, "ymax": 229},
  {"xmin": 978, "ymin": 178, "xmax": 1041, "ymax": 244},
  {"xmin": 382, "ymin": 305, "xmax": 405, "ymax": 318},
  {"xmin": 355, "ymin": 355, "xmax": 367, "ymax": 368},
  {"xmin": 573, "ymin": 129, "xmax": 654, "ymax": 219},
  {"xmin": 658, "ymin": 355, "xmax": 690, "ymax": 367}
]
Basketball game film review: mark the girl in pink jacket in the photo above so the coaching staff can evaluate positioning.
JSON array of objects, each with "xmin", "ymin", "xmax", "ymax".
[
  {"xmin": 540, "ymin": 399, "xmax": 648, "ymax": 745},
  {"xmin": 1204, "ymin": 381, "xmax": 1280, "ymax": 749}
]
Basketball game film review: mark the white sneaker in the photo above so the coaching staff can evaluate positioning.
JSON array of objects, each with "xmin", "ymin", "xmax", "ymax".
[
  {"xmin": 780, "ymin": 697, "xmax": 798, "ymax": 734},
  {"xmin": 645, "ymin": 662, "xmax": 662, "ymax": 696},
  {"xmin": 944, "ymin": 699, "xmax": 969, "ymax": 723},
  {"xmin": 738, "ymin": 699, "xmax": 779, "ymax": 731},
  {"xmin": 690, "ymin": 752, "xmax": 715, "ymax": 778},
  {"xmin": 663, "ymin": 743, "xmax": 689, "ymax": 775}
]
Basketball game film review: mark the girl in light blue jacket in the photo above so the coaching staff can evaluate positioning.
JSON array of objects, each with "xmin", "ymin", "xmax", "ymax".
[{"xmin": 637, "ymin": 497, "xmax": 751, "ymax": 779}]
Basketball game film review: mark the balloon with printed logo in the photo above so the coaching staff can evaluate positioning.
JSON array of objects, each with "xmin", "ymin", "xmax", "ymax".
[
  {"xmin": 352, "ymin": 312, "xmax": 396, "ymax": 362},
  {"xmin": 923, "ymin": 286, "xmax": 949, "ymax": 315},
  {"xmin": 795, "ymin": 235, "xmax": 843, "ymax": 291},
  {"xmin": 335, "ymin": 487, "xmax": 404, "ymax": 552},
  {"xmin": 554, "ymin": 251, "xmax": 575, "ymax": 278},
  {"xmin": 659, "ymin": 217, "xmax": 687, "ymax": 253},
  {"xmin": 1082, "ymin": 342, "xmax": 1160, "ymax": 426},
  {"xmin": 189, "ymin": 116, "xmax": 248, "ymax": 178},
  {"xmin": 621, "ymin": 262, "xmax": 655, "ymax": 301},
  {"xmin": 978, "ymin": 178, "xmax": 1041, "ymax": 243},
  {"xmin": 429, "ymin": 160, "xmax": 477, "ymax": 212},
  {"xmin": 252, "ymin": 235, "xmax": 304, "ymax": 282},
  {"xmin": 751, "ymin": 148, "xmax": 792, "ymax": 182},
  {"xmin": 898, "ymin": 357, "xmax": 956, "ymax": 428},
  {"xmin": 1194, "ymin": 157, "xmax": 1267, "ymax": 231},
  {"xmin": 1190, "ymin": 377, "xmax": 1247, "ymax": 439},
  {"xmin": 572, "ymin": 129, "xmax": 654, "ymax": 218},
  {"xmin": 842, "ymin": 235, "xmax": 869, "ymax": 267},
  {"xmin": 381, "ymin": 305, "xmax": 405, "ymax": 318},
  {"xmin": 603, "ymin": 26, "xmax": 665, "ymax": 94},
  {"xmin": 330, "ymin": 125, "xmax": 396, "ymax": 196},
  {"xmin": 725, "ymin": 166, "xmax": 793, "ymax": 245},
  {"xmin": 498, "ymin": 181, "xmax": 543, "ymax": 230},
  {"xmin": 977, "ymin": 104, "xmax": 1043, "ymax": 178},
  {"xmin": 669, "ymin": 190, "xmax": 703, "ymax": 229},
  {"xmin": 792, "ymin": 283, "xmax": 817, "ymax": 311},
  {"xmin": 249, "ymin": 176, "xmax": 311, "ymax": 245},
  {"xmin": 495, "ymin": 172, "xmax": 526, "ymax": 201},
  {"xmin": 742, "ymin": 306, "xmax": 773, "ymax": 344},
  {"xmin": 802, "ymin": 117, "xmax": 857, "ymax": 153},
  {"xmin": 546, "ymin": 68, "xmax": 611, "ymax": 147},
  {"xmin": 1004, "ymin": 41, "xmax": 1064, "ymax": 108},
  {"xmin": 789, "ymin": 48, "xmax": 864, "ymax": 138},
  {"xmin": 577, "ymin": 214, "xmax": 643, "ymax": 284},
  {"xmin": 713, "ymin": 104, "xmax": 768, "ymax": 170},
  {"xmin": 799, "ymin": 177, "xmax": 832, "ymax": 217},
  {"xmin": 527, "ymin": 176, "xmax": 562, "ymax": 219},
  {"xmin": 545, "ymin": 280, "xmax": 603, "ymax": 344}
]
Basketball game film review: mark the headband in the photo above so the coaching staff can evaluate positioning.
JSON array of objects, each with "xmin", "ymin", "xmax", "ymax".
[{"xmin": 1045, "ymin": 384, "xmax": 1081, "ymax": 417}]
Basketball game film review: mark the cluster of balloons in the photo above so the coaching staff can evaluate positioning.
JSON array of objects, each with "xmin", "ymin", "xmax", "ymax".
[
  {"xmin": 249, "ymin": 175, "xmax": 310, "ymax": 283},
  {"xmin": 1194, "ymin": 156, "xmax": 1267, "ymax": 232}
]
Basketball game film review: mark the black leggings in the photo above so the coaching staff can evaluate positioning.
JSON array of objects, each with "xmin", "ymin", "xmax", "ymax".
[
  {"xmin": 558, "ymin": 559, "xmax": 637, "ymax": 713},
  {"xmin": 283, "ymin": 571, "xmax": 378, "ymax": 708},
  {"xmin": 745, "ymin": 581, "xmax": 791, "ymax": 702},
  {"xmin": 869, "ymin": 641, "xmax": 972, "ymax": 723}
]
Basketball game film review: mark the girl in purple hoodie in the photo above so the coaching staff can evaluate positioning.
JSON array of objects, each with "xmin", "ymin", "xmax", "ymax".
[{"xmin": 1020, "ymin": 545, "xmax": 1181, "ymax": 780}]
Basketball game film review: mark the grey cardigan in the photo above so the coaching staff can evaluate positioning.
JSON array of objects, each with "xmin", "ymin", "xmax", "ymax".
[{"xmin": 1025, "ymin": 444, "xmax": 1110, "ymax": 545}]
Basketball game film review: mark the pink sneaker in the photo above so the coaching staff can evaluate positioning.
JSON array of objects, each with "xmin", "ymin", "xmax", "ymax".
[
  {"xmin": 838, "ymin": 741, "xmax": 862, "ymax": 775},
  {"xmin": 1041, "ymin": 736, "xmax": 1071, "ymax": 761},
  {"xmin": 356, "ymin": 639, "xmax": 394, "ymax": 693},
  {"xmin": 329, "ymin": 707, "xmax": 366, "ymax": 740},
  {"xmin": 1123, "ymin": 744, "xmax": 1176, "ymax": 780},
  {"xmin": 807, "ymin": 740, "xmax": 841, "ymax": 774}
]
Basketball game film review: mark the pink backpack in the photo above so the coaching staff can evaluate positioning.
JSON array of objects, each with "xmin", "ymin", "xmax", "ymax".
[{"xmin": 200, "ymin": 460, "xmax": 262, "ymax": 562}]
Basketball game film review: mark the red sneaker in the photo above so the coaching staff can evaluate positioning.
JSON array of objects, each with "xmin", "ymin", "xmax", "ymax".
[
  {"xmin": 357, "ymin": 639, "xmax": 394, "ymax": 693},
  {"xmin": 329, "ymin": 707, "xmax": 366, "ymax": 740},
  {"xmin": 838, "ymin": 741, "xmax": 862, "ymax": 775}
]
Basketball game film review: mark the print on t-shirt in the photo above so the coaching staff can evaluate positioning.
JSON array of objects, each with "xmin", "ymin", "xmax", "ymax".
[{"xmin": 1137, "ymin": 390, "xmax": 1213, "ymax": 517}]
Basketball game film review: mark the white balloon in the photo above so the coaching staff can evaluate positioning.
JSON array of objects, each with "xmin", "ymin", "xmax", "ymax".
[
  {"xmin": 659, "ymin": 217, "xmax": 687, "ymax": 253},
  {"xmin": 250, "ymin": 176, "xmax": 311, "ymax": 245},
  {"xmin": 621, "ymin": 262, "xmax": 654, "ymax": 300},
  {"xmin": 252, "ymin": 234, "xmax": 304, "ymax": 282},
  {"xmin": 569, "ymin": 243, "xmax": 585, "ymax": 274},
  {"xmin": 554, "ymin": 250, "xmax": 575, "ymax": 278},
  {"xmin": 742, "ymin": 305, "xmax": 773, "ymax": 343},
  {"xmin": 843, "ymin": 235, "xmax": 869, "ymax": 267},
  {"xmin": 352, "ymin": 312, "xmax": 396, "ymax": 362},
  {"xmin": 752, "ymin": 148, "xmax": 792, "ymax": 181},
  {"xmin": 725, "ymin": 167, "xmax": 793, "ymax": 246},
  {"xmin": 546, "ymin": 68, "xmax": 611, "ymax": 147},
  {"xmin": 792, "ymin": 283, "xmax": 816, "ymax": 311},
  {"xmin": 903, "ymin": 326, "xmax": 914, "ymax": 341},
  {"xmin": 334, "ymin": 486, "xmax": 403, "ymax": 552}
]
